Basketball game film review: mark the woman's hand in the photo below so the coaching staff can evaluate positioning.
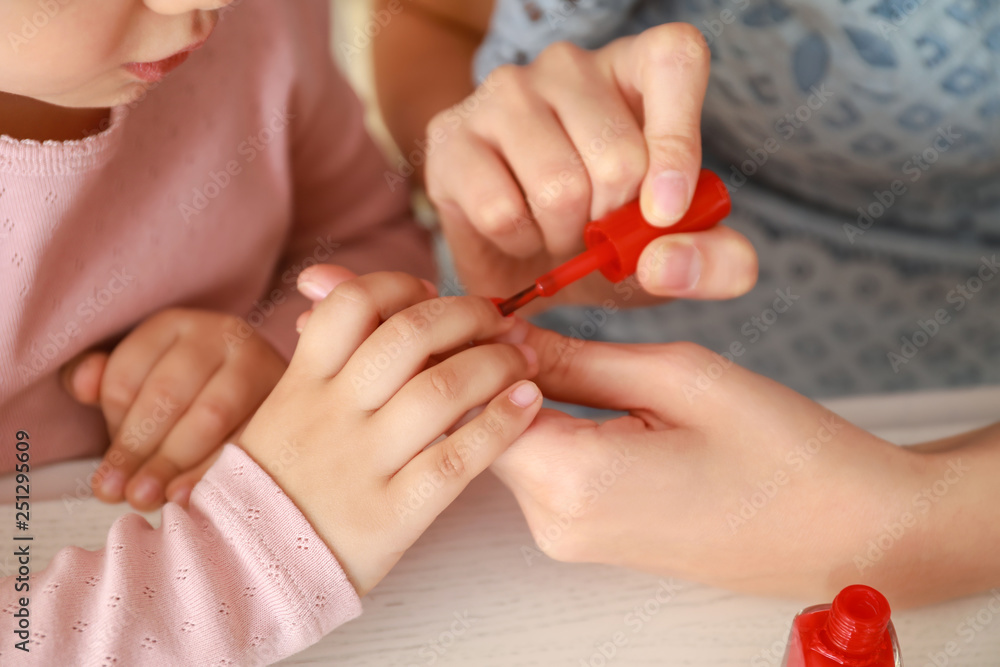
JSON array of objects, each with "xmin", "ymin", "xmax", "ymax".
[
  {"xmin": 490, "ymin": 322, "xmax": 963, "ymax": 606},
  {"xmin": 425, "ymin": 24, "xmax": 757, "ymax": 307}
]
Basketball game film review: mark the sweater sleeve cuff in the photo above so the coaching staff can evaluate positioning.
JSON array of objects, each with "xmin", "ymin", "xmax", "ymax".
[{"xmin": 197, "ymin": 444, "xmax": 363, "ymax": 637}]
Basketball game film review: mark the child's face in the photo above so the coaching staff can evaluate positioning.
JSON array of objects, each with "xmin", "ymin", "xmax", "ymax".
[{"xmin": 0, "ymin": 0, "xmax": 231, "ymax": 108}]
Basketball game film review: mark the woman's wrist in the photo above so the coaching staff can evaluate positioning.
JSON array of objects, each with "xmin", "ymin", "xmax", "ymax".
[
  {"xmin": 910, "ymin": 421, "xmax": 1000, "ymax": 453},
  {"xmin": 846, "ymin": 432, "xmax": 998, "ymax": 607}
]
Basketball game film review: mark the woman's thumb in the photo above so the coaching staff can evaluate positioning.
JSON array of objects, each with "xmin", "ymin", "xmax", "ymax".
[{"xmin": 521, "ymin": 323, "xmax": 654, "ymax": 412}]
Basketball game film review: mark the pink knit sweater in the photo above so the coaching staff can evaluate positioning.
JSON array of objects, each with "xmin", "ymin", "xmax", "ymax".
[{"xmin": 0, "ymin": 1, "xmax": 433, "ymax": 663}]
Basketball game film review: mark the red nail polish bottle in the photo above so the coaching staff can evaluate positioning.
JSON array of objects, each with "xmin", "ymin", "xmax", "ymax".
[{"xmin": 781, "ymin": 585, "xmax": 902, "ymax": 667}]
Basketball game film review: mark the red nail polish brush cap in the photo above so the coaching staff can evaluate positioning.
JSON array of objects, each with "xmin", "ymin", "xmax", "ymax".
[
  {"xmin": 584, "ymin": 168, "xmax": 730, "ymax": 283},
  {"xmin": 781, "ymin": 584, "xmax": 902, "ymax": 667},
  {"xmin": 494, "ymin": 169, "xmax": 731, "ymax": 315}
]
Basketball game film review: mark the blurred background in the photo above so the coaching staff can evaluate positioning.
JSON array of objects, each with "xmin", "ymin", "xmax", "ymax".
[{"xmin": 330, "ymin": 0, "xmax": 398, "ymax": 159}]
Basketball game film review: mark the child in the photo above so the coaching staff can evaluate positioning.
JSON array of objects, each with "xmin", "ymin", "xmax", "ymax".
[
  {"xmin": 0, "ymin": 0, "xmax": 540, "ymax": 663},
  {"xmin": 2, "ymin": 0, "xmax": 435, "ymax": 512},
  {"xmin": 368, "ymin": 0, "xmax": 1000, "ymax": 604}
]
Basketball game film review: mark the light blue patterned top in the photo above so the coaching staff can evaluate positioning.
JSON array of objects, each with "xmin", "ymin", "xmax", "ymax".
[{"xmin": 456, "ymin": 0, "xmax": 1000, "ymax": 399}]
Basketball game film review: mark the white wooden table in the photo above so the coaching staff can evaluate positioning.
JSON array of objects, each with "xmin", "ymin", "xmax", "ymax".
[{"xmin": 5, "ymin": 387, "xmax": 1000, "ymax": 666}]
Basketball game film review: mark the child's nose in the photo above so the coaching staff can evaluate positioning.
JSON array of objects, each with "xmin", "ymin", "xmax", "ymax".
[{"xmin": 143, "ymin": 0, "xmax": 235, "ymax": 15}]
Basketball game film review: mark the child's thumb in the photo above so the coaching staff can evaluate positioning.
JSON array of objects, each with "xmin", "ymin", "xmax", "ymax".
[{"xmin": 60, "ymin": 350, "xmax": 109, "ymax": 406}]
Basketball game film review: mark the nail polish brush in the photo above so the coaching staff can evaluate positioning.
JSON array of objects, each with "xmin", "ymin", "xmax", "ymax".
[{"xmin": 494, "ymin": 169, "xmax": 732, "ymax": 316}]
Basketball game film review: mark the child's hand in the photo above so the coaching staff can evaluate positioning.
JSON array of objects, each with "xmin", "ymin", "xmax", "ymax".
[
  {"xmin": 61, "ymin": 309, "xmax": 286, "ymax": 510},
  {"xmin": 491, "ymin": 322, "xmax": 939, "ymax": 604},
  {"xmin": 238, "ymin": 271, "xmax": 542, "ymax": 596},
  {"xmin": 425, "ymin": 23, "xmax": 757, "ymax": 307}
]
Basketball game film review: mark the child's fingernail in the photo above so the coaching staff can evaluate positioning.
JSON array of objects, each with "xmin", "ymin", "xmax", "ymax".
[
  {"xmin": 509, "ymin": 381, "xmax": 540, "ymax": 408},
  {"xmin": 298, "ymin": 280, "xmax": 330, "ymax": 301},
  {"xmin": 516, "ymin": 343, "xmax": 538, "ymax": 369},
  {"xmin": 100, "ymin": 469, "xmax": 126, "ymax": 499},
  {"xmin": 652, "ymin": 241, "xmax": 702, "ymax": 292},
  {"xmin": 421, "ymin": 279, "xmax": 439, "ymax": 295},
  {"xmin": 295, "ymin": 311, "xmax": 311, "ymax": 334},
  {"xmin": 70, "ymin": 354, "xmax": 103, "ymax": 404},
  {"xmin": 169, "ymin": 485, "xmax": 192, "ymax": 507},
  {"xmin": 493, "ymin": 318, "xmax": 529, "ymax": 345},
  {"xmin": 652, "ymin": 170, "xmax": 691, "ymax": 225},
  {"xmin": 133, "ymin": 477, "xmax": 162, "ymax": 506}
]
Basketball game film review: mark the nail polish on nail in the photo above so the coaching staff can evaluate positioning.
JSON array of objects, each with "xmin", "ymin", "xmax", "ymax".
[
  {"xmin": 652, "ymin": 170, "xmax": 691, "ymax": 224},
  {"xmin": 509, "ymin": 382, "xmax": 540, "ymax": 408},
  {"xmin": 100, "ymin": 469, "xmax": 126, "ymax": 499},
  {"xmin": 133, "ymin": 477, "xmax": 162, "ymax": 506},
  {"xmin": 657, "ymin": 242, "xmax": 702, "ymax": 292},
  {"xmin": 298, "ymin": 280, "xmax": 329, "ymax": 301}
]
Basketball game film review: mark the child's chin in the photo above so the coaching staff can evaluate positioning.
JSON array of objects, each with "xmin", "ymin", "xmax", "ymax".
[
  {"xmin": 114, "ymin": 82, "xmax": 153, "ymax": 108},
  {"xmin": 76, "ymin": 79, "xmax": 156, "ymax": 111}
]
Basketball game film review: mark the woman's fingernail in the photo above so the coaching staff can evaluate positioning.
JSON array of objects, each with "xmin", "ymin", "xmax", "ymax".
[
  {"xmin": 133, "ymin": 477, "xmax": 162, "ymax": 506},
  {"xmin": 516, "ymin": 343, "xmax": 538, "ymax": 369},
  {"xmin": 654, "ymin": 242, "xmax": 702, "ymax": 292},
  {"xmin": 169, "ymin": 485, "xmax": 192, "ymax": 507},
  {"xmin": 652, "ymin": 170, "xmax": 691, "ymax": 225},
  {"xmin": 509, "ymin": 381, "xmax": 540, "ymax": 408},
  {"xmin": 100, "ymin": 469, "xmax": 126, "ymax": 499},
  {"xmin": 297, "ymin": 280, "xmax": 330, "ymax": 301}
]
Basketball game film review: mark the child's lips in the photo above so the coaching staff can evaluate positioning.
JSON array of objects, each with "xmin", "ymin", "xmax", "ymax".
[
  {"xmin": 124, "ymin": 51, "xmax": 192, "ymax": 83},
  {"xmin": 123, "ymin": 37, "xmax": 208, "ymax": 83}
]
